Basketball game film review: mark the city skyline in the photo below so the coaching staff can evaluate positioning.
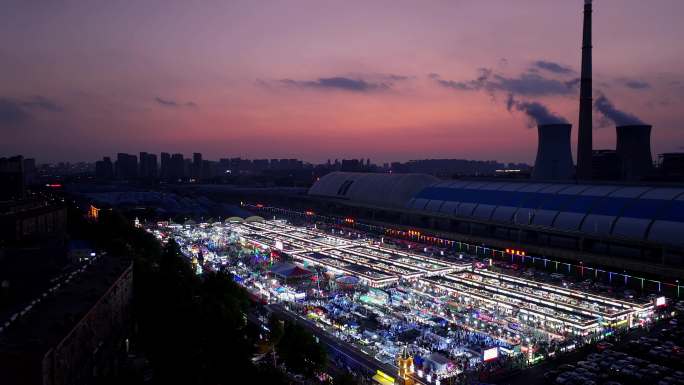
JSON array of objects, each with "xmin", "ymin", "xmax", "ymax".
[{"xmin": 2, "ymin": 0, "xmax": 683, "ymax": 163}]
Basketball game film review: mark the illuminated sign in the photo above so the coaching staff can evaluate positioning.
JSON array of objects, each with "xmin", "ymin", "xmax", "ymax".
[
  {"xmin": 505, "ymin": 248, "xmax": 526, "ymax": 256},
  {"xmin": 87, "ymin": 205, "xmax": 100, "ymax": 220},
  {"xmin": 483, "ymin": 347, "xmax": 498, "ymax": 361},
  {"xmin": 373, "ymin": 370, "xmax": 395, "ymax": 385},
  {"xmin": 275, "ymin": 240, "xmax": 284, "ymax": 251},
  {"xmin": 656, "ymin": 296, "xmax": 666, "ymax": 307}
]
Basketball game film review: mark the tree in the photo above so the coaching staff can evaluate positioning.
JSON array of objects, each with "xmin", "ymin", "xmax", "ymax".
[
  {"xmin": 253, "ymin": 365, "xmax": 290, "ymax": 385},
  {"xmin": 334, "ymin": 372, "xmax": 359, "ymax": 385},
  {"xmin": 277, "ymin": 322, "xmax": 328, "ymax": 376},
  {"xmin": 268, "ymin": 315, "xmax": 285, "ymax": 346},
  {"xmin": 196, "ymin": 271, "xmax": 253, "ymax": 384}
]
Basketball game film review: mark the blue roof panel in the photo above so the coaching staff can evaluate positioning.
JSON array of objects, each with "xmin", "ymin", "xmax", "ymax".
[
  {"xmin": 588, "ymin": 197, "xmax": 629, "ymax": 216},
  {"xmin": 537, "ymin": 193, "xmax": 575, "ymax": 211},
  {"xmin": 621, "ymin": 199, "xmax": 669, "ymax": 219},
  {"xmin": 658, "ymin": 200, "xmax": 684, "ymax": 222},
  {"xmin": 518, "ymin": 192, "xmax": 550, "ymax": 209},
  {"xmin": 564, "ymin": 195, "xmax": 601, "ymax": 213},
  {"xmin": 411, "ymin": 182, "xmax": 684, "ymax": 246}
]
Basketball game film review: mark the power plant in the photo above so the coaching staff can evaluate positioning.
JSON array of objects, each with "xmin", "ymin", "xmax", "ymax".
[
  {"xmin": 616, "ymin": 124, "xmax": 653, "ymax": 180},
  {"xmin": 532, "ymin": 124, "xmax": 574, "ymax": 180},
  {"xmin": 531, "ymin": 0, "xmax": 657, "ymax": 182}
]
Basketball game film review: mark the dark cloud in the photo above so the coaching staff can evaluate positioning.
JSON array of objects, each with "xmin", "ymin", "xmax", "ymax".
[
  {"xmin": 0, "ymin": 98, "xmax": 31, "ymax": 126},
  {"xmin": 278, "ymin": 76, "xmax": 389, "ymax": 92},
  {"xmin": 594, "ymin": 94, "xmax": 644, "ymax": 126},
  {"xmin": 431, "ymin": 68, "xmax": 492, "ymax": 91},
  {"xmin": 533, "ymin": 60, "xmax": 574, "ymax": 74},
  {"xmin": 506, "ymin": 94, "xmax": 568, "ymax": 126},
  {"xmin": 21, "ymin": 95, "xmax": 64, "ymax": 112},
  {"xmin": 0, "ymin": 96, "xmax": 63, "ymax": 127},
  {"xmin": 622, "ymin": 79, "xmax": 650, "ymax": 90},
  {"xmin": 155, "ymin": 97, "xmax": 197, "ymax": 108},
  {"xmin": 564, "ymin": 78, "xmax": 581, "ymax": 89},
  {"xmin": 432, "ymin": 70, "xmax": 578, "ymax": 96},
  {"xmin": 384, "ymin": 74, "xmax": 409, "ymax": 81},
  {"xmin": 494, "ymin": 73, "xmax": 578, "ymax": 96},
  {"xmin": 263, "ymin": 73, "xmax": 411, "ymax": 92}
]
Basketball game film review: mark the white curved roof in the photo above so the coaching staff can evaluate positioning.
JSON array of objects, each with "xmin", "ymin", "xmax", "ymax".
[{"xmin": 308, "ymin": 171, "xmax": 439, "ymax": 208}]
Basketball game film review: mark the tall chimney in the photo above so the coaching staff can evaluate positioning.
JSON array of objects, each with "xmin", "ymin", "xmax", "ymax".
[{"xmin": 576, "ymin": 0, "xmax": 593, "ymax": 180}]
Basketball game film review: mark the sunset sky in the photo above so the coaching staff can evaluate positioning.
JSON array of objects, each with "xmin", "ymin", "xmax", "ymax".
[{"xmin": 1, "ymin": 0, "xmax": 683, "ymax": 164}]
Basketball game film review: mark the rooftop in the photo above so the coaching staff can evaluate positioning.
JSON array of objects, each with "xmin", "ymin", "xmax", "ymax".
[{"xmin": 0, "ymin": 254, "xmax": 132, "ymax": 356}]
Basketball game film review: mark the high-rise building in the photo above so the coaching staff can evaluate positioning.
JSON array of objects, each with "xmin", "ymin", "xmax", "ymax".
[
  {"xmin": 341, "ymin": 159, "xmax": 362, "ymax": 172},
  {"xmin": 169, "ymin": 153, "xmax": 185, "ymax": 180},
  {"xmin": 138, "ymin": 152, "xmax": 158, "ymax": 179},
  {"xmin": 160, "ymin": 152, "xmax": 170, "ymax": 179},
  {"xmin": 219, "ymin": 158, "xmax": 230, "ymax": 174},
  {"xmin": 184, "ymin": 158, "xmax": 192, "ymax": 179},
  {"xmin": 201, "ymin": 160, "xmax": 212, "ymax": 179},
  {"xmin": 115, "ymin": 153, "xmax": 138, "ymax": 179},
  {"xmin": 0, "ymin": 200, "xmax": 67, "ymax": 243},
  {"xmin": 192, "ymin": 152, "xmax": 202, "ymax": 179},
  {"xmin": 95, "ymin": 157, "xmax": 115, "ymax": 180},
  {"xmin": 22, "ymin": 158, "xmax": 37, "ymax": 186},
  {"xmin": 253, "ymin": 159, "xmax": 269, "ymax": 172},
  {"xmin": 0, "ymin": 156, "xmax": 25, "ymax": 200}
]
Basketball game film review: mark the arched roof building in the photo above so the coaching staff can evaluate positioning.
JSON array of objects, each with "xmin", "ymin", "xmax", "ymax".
[
  {"xmin": 308, "ymin": 172, "xmax": 439, "ymax": 208},
  {"xmin": 308, "ymin": 173, "xmax": 684, "ymax": 248},
  {"xmin": 409, "ymin": 180, "xmax": 684, "ymax": 247}
]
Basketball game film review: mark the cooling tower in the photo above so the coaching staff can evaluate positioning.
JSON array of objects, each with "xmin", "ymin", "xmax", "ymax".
[
  {"xmin": 532, "ymin": 124, "xmax": 574, "ymax": 180},
  {"xmin": 616, "ymin": 124, "xmax": 653, "ymax": 180}
]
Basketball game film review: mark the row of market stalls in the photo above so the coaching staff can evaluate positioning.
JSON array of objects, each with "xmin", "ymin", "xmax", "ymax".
[{"xmin": 149, "ymin": 218, "xmax": 657, "ymax": 385}]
